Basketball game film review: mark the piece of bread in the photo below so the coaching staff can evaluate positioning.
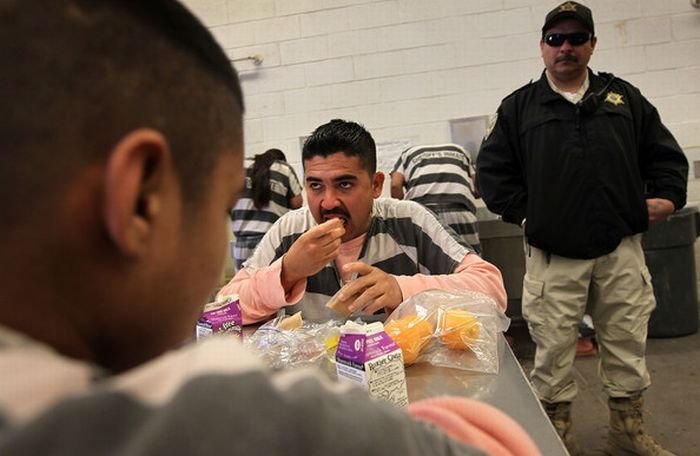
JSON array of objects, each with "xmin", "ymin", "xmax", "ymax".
[
  {"xmin": 277, "ymin": 311, "xmax": 303, "ymax": 330},
  {"xmin": 326, "ymin": 291, "xmax": 361, "ymax": 318}
]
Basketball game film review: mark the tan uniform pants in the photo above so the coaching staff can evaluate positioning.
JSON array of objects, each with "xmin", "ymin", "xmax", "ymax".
[{"xmin": 522, "ymin": 234, "xmax": 655, "ymax": 403}]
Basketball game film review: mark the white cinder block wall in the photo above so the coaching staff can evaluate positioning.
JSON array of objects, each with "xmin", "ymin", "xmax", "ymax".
[
  {"xmin": 182, "ymin": 0, "xmax": 700, "ymax": 202},
  {"xmin": 186, "ymin": 0, "xmax": 700, "ymax": 288}
]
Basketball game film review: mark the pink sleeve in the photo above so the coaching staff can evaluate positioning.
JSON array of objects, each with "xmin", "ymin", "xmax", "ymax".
[
  {"xmin": 393, "ymin": 253, "xmax": 507, "ymax": 312},
  {"xmin": 405, "ymin": 396, "xmax": 541, "ymax": 456},
  {"xmin": 217, "ymin": 257, "xmax": 307, "ymax": 325}
]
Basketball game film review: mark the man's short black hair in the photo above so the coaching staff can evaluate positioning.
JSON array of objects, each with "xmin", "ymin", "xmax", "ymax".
[
  {"xmin": 0, "ymin": 0, "xmax": 244, "ymax": 228},
  {"xmin": 302, "ymin": 119, "xmax": 377, "ymax": 174}
]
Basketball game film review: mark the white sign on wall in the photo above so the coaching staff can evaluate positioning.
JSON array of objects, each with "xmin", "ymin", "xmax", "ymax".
[{"xmin": 449, "ymin": 115, "xmax": 490, "ymax": 161}]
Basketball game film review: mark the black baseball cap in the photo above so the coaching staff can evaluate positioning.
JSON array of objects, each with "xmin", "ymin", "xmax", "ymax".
[{"xmin": 542, "ymin": 1, "xmax": 594, "ymax": 36}]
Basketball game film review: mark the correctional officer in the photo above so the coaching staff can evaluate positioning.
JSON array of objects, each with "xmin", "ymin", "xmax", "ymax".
[{"xmin": 477, "ymin": 2, "xmax": 688, "ymax": 455}]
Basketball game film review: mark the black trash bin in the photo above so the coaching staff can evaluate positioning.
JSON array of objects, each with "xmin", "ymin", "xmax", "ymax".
[
  {"xmin": 477, "ymin": 207, "xmax": 526, "ymax": 325},
  {"xmin": 642, "ymin": 206, "xmax": 700, "ymax": 338}
]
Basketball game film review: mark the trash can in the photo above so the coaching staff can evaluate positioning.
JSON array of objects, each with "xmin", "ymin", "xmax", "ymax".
[
  {"xmin": 477, "ymin": 206, "xmax": 526, "ymax": 325},
  {"xmin": 642, "ymin": 205, "xmax": 700, "ymax": 338}
]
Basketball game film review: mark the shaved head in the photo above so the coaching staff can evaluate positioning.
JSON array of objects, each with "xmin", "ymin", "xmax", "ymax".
[{"xmin": 0, "ymin": 0, "xmax": 244, "ymax": 232}]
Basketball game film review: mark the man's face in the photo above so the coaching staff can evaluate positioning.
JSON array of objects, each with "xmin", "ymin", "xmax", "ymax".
[
  {"xmin": 540, "ymin": 18, "xmax": 596, "ymax": 84},
  {"xmin": 304, "ymin": 152, "xmax": 384, "ymax": 242}
]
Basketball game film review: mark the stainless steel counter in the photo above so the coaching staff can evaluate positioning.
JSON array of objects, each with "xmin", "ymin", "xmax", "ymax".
[
  {"xmin": 244, "ymin": 324, "xmax": 567, "ymax": 455},
  {"xmin": 405, "ymin": 335, "xmax": 568, "ymax": 455}
]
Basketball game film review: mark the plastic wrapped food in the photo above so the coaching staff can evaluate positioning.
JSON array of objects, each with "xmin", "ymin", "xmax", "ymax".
[
  {"xmin": 439, "ymin": 308, "xmax": 480, "ymax": 350},
  {"xmin": 384, "ymin": 315, "xmax": 433, "ymax": 365},
  {"xmin": 244, "ymin": 311, "xmax": 341, "ymax": 370},
  {"xmin": 384, "ymin": 289, "xmax": 510, "ymax": 374}
]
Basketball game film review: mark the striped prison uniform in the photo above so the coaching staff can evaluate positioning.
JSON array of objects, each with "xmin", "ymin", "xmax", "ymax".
[
  {"xmin": 391, "ymin": 144, "xmax": 481, "ymax": 254},
  {"xmin": 230, "ymin": 160, "xmax": 302, "ymax": 270},
  {"xmin": 0, "ymin": 326, "xmax": 486, "ymax": 456},
  {"xmin": 242, "ymin": 198, "xmax": 470, "ymax": 322}
]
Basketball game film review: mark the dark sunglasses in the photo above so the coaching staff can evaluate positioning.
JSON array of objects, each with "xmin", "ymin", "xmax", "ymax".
[{"xmin": 544, "ymin": 32, "xmax": 592, "ymax": 47}]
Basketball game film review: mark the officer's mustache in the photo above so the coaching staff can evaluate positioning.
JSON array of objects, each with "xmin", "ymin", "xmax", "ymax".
[{"xmin": 555, "ymin": 54, "xmax": 578, "ymax": 63}]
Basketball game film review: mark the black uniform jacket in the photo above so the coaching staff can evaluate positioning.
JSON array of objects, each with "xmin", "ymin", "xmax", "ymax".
[{"xmin": 477, "ymin": 69, "xmax": 688, "ymax": 259}]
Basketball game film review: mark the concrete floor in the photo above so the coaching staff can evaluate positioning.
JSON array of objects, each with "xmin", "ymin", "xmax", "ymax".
[{"xmin": 508, "ymin": 324, "xmax": 700, "ymax": 455}]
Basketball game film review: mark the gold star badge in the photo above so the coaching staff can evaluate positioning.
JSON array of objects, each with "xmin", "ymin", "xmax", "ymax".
[
  {"xmin": 559, "ymin": 2, "xmax": 578, "ymax": 12},
  {"xmin": 604, "ymin": 92, "xmax": 624, "ymax": 106}
]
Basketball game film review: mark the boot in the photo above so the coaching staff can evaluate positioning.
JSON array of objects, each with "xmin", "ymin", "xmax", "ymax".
[
  {"xmin": 543, "ymin": 401, "xmax": 582, "ymax": 455},
  {"xmin": 608, "ymin": 395, "xmax": 675, "ymax": 456}
]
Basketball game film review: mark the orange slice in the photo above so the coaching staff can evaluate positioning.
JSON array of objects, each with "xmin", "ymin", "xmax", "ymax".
[
  {"xmin": 439, "ymin": 309, "xmax": 480, "ymax": 350},
  {"xmin": 384, "ymin": 315, "xmax": 433, "ymax": 365}
]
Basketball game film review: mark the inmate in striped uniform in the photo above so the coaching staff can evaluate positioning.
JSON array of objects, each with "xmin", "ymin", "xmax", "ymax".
[
  {"xmin": 0, "ymin": 327, "xmax": 495, "ymax": 456},
  {"xmin": 245, "ymin": 198, "xmax": 470, "ymax": 322},
  {"xmin": 391, "ymin": 144, "xmax": 481, "ymax": 254},
  {"xmin": 230, "ymin": 159, "xmax": 303, "ymax": 270}
]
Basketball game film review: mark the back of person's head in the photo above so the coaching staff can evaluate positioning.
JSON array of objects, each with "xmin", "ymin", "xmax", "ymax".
[
  {"xmin": 251, "ymin": 148, "xmax": 286, "ymax": 209},
  {"xmin": 302, "ymin": 119, "xmax": 377, "ymax": 174},
  {"xmin": 0, "ymin": 0, "xmax": 244, "ymax": 232},
  {"xmin": 0, "ymin": 0, "xmax": 246, "ymax": 371},
  {"xmin": 264, "ymin": 148, "xmax": 287, "ymax": 162}
]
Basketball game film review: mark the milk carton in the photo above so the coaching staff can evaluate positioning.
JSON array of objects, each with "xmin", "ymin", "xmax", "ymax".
[
  {"xmin": 196, "ymin": 294, "xmax": 242, "ymax": 340},
  {"xmin": 335, "ymin": 321, "xmax": 408, "ymax": 407}
]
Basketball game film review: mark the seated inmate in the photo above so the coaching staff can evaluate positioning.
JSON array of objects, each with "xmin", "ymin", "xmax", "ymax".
[{"xmin": 219, "ymin": 120, "xmax": 506, "ymax": 323}]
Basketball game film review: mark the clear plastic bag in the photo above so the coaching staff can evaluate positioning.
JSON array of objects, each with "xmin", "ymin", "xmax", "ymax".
[
  {"xmin": 244, "ymin": 311, "xmax": 341, "ymax": 370},
  {"xmin": 384, "ymin": 289, "xmax": 510, "ymax": 374}
]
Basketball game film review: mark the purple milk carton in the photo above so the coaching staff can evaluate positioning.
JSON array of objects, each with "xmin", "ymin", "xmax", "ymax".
[
  {"xmin": 335, "ymin": 321, "xmax": 408, "ymax": 407},
  {"xmin": 196, "ymin": 294, "xmax": 242, "ymax": 340}
]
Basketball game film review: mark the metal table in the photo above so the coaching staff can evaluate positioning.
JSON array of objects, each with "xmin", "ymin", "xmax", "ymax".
[
  {"xmin": 405, "ymin": 335, "xmax": 567, "ymax": 455},
  {"xmin": 244, "ymin": 324, "xmax": 567, "ymax": 455}
]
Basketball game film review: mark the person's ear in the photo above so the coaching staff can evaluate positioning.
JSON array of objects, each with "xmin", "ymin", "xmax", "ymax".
[
  {"xmin": 102, "ymin": 128, "xmax": 171, "ymax": 257},
  {"xmin": 372, "ymin": 171, "xmax": 385, "ymax": 198}
]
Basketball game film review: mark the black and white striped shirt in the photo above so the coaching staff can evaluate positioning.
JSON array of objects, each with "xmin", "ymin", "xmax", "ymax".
[
  {"xmin": 0, "ymin": 326, "xmax": 484, "ymax": 456},
  {"xmin": 231, "ymin": 160, "xmax": 303, "ymax": 268},
  {"xmin": 245, "ymin": 198, "xmax": 469, "ymax": 321},
  {"xmin": 391, "ymin": 144, "xmax": 480, "ymax": 253}
]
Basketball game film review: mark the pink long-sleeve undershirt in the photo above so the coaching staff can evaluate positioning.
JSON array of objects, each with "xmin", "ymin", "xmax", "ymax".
[{"xmin": 218, "ymin": 245, "xmax": 507, "ymax": 325}]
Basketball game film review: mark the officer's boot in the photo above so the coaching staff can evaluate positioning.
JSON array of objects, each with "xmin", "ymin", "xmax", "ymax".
[
  {"xmin": 607, "ymin": 394, "xmax": 675, "ymax": 456},
  {"xmin": 543, "ymin": 401, "xmax": 582, "ymax": 455}
]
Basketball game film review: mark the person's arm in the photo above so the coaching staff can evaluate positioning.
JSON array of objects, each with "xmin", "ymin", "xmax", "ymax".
[
  {"xmin": 279, "ymin": 218, "xmax": 344, "ymax": 291},
  {"xmin": 338, "ymin": 201, "xmax": 506, "ymax": 315},
  {"xmin": 646, "ymin": 198, "xmax": 675, "ymax": 224},
  {"xmin": 395, "ymin": 201, "xmax": 507, "ymax": 311},
  {"xmin": 392, "ymin": 253, "xmax": 507, "ymax": 312},
  {"xmin": 289, "ymin": 194, "xmax": 303, "ymax": 209},
  {"xmin": 390, "ymin": 171, "xmax": 405, "ymax": 199},
  {"xmin": 337, "ymin": 253, "xmax": 506, "ymax": 315},
  {"xmin": 476, "ymin": 107, "xmax": 528, "ymax": 226},
  {"xmin": 469, "ymin": 163, "xmax": 481, "ymax": 199},
  {"xmin": 218, "ymin": 257, "xmax": 306, "ymax": 324},
  {"xmin": 218, "ymin": 218, "xmax": 345, "ymax": 324},
  {"xmin": 637, "ymin": 92, "xmax": 688, "ymax": 218},
  {"xmin": 286, "ymin": 163, "xmax": 305, "ymax": 210}
]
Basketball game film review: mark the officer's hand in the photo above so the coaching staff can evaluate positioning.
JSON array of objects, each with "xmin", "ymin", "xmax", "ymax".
[
  {"xmin": 646, "ymin": 198, "xmax": 675, "ymax": 224},
  {"xmin": 338, "ymin": 262, "xmax": 403, "ymax": 315},
  {"xmin": 281, "ymin": 218, "xmax": 344, "ymax": 290}
]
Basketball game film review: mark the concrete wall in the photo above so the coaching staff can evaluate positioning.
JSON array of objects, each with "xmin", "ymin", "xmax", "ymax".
[
  {"xmin": 183, "ymin": 0, "xmax": 700, "ymax": 289},
  {"xmin": 181, "ymin": 0, "xmax": 700, "ymax": 177}
]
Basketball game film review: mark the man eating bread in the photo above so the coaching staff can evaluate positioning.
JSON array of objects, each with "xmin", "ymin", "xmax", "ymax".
[{"xmin": 220, "ymin": 119, "xmax": 506, "ymax": 323}]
